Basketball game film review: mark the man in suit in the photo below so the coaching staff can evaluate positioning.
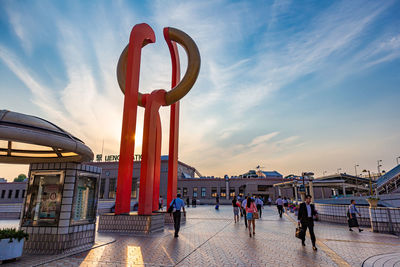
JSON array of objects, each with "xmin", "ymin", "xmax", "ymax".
[{"xmin": 297, "ymin": 195, "xmax": 318, "ymax": 251}]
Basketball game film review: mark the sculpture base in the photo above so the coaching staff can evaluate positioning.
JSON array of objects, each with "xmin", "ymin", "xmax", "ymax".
[{"xmin": 98, "ymin": 212, "xmax": 164, "ymax": 234}]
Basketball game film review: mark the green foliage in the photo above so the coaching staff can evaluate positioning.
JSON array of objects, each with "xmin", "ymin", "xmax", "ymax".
[
  {"xmin": 0, "ymin": 228, "xmax": 29, "ymax": 242},
  {"xmin": 13, "ymin": 174, "xmax": 27, "ymax": 182}
]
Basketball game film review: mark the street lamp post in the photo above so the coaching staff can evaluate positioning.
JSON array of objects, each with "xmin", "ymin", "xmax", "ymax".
[
  {"xmin": 354, "ymin": 164, "xmax": 359, "ymax": 194},
  {"xmin": 363, "ymin": 169, "xmax": 373, "ymax": 196},
  {"xmin": 377, "ymin": 160, "xmax": 383, "ymax": 177},
  {"xmin": 354, "ymin": 164, "xmax": 359, "ymax": 176}
]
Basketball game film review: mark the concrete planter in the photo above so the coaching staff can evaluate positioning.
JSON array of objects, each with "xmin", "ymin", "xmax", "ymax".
[
  {"xmin": 0, "ymin": 238, "xmax": 24, "ymax": 261},
  {"xmin": 367, "ymin": 198, "xmax": 379, "ymax": 208}
]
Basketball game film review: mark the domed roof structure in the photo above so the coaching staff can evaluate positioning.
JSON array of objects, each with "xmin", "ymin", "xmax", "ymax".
[{"xmin": 0, "ymin": 110, "xmax": 93, "ymax": 164}]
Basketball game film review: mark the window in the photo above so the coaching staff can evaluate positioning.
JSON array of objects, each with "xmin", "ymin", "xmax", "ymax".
[
  {"xmin": 201, "ymin": 187, "xmax": 206, "ymax": 198},
  {"xmin": 1, "ymin": 190, "xmax": 5, "ymax": 198},
  {"xmin": 229, "ymin": 188, "xmax": 235, "ymax": 198},
  {"xmin": 193, "ymin": 187, "xmax": 198, "ymax": 198},
  {"xmin": 211, "ymin": 187, "xmax": 217, "ymax": 197},
  {"xmin": 8, "ymin": 190, "xmax": 13, "ymax": 198},
  {"xmin": 239, "ymin": 186, "xmax": 245, "ymax": 196},
  {"xmin": 22, "ymin": 172, "xmax": 64, "ymax": 226},
  {"xmin": 257, "ymin": 185, "xmax": 271, "ymax": 191},
  {"xmin": 71, "ymin": 174, "xmax": 98, "ymax": 224},
  {"xmin": 131, "ymin": 180, "xmax": 137, "ymax": 199},
  {"xmin": 220, "ymin": 188, "xmax": 226, "ymax": 197},
  {"xmin": 15, "ymin": 189, "xmax": 20, "ymax": 198},
  {"xmin": 99, "ymin": 179, "xmax": 105, "ymax": 199},
  {"xmin": 183, "ymin": 187, "xmax": 187, "ymax": 197},
  {"xmin": 108, "ymin": 178, "xmax": 116, "ymax": 198},
  {"xmin": 22, "ymin": 189, "xmax": 26, "ymax": 198}
]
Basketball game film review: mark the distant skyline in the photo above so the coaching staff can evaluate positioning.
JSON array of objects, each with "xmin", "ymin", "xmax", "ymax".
[{"xmin": 1, "ymin": 0, "xmax": 400, "ymax": 181}]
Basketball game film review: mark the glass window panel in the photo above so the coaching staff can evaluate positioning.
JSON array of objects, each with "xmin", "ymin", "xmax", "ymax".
[
  {"xmin": 211, "ymin": 187, "xmax": 217, "ymax": 197},
  {"xmin": 11, "ymin": 141, "xmax": 53, "ymax": 151},
  {"xmin": 201, "ymin": 187, "xmax": 206, "ymax": 198},
  {"xmin": 61, "ymin": 152, "xmax": 78, "ymax": 157},
  {"xmin": 11, "ymin": 152, "xmax": 58, "ymax": 157},
  {"xmin": 229, "ymin": 188, "xmax": 235, "ymax": 198},
  {"xmin": 99, "ymin": 179, "xmax": 105, "ymax": 199},
  {"xmin": 183, "ymin": 187, "xmax": 187, "ymax": 197},
  {"xmin": 22, "ymin": 173, "xmax": 63, "ymax": 226},
  {"xmin": 108, "ymin": 178, "xmax": 116, "ymax": 198},
  {"xmin": 220, "ymin": 188, "xmax": 226, "ymax": 197},
  {"xmin": 193, "ymin": 187, "xmax": 198, "ymax": 198},
  {"xmin": 131, "ymin": 180, "xmax": 137, "ymax": 199},
  {"xmin": 72, "ymin": 175, "xmax": 98, "ymax": 224},
  {"xmin": 0, "ymin": 140, "xmax": 9, "ymax": 148}
]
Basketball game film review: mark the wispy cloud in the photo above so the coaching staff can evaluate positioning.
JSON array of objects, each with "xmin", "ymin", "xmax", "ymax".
[{"xmin": 0, "ymin": 0, "xmax": 399, "ymax": 179}]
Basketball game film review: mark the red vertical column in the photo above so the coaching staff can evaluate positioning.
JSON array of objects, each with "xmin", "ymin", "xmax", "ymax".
[
  {"xmin": 164, "ymin": 28, "xmax": 181, "ymax": 206},
  {"xmin": 138, "ymin": 90, "xmax": 166, "ymax": 215},
  {"xmin": 115, "ymin": 24, "xmax": 155, "ymax": 215},
  {"xmin": 152, "ymin": 114, "xmax": 162, "ymax": 212}
]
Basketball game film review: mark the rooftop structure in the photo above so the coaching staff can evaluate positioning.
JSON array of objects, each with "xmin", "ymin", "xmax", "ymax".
[{"xmin": 0, "ymin": 110, "xmax": 93, "ymax": 163}]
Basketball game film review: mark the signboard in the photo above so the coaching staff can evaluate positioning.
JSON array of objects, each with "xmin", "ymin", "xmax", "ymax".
[{"xmin": 95, "ymin": 154, "xmax": 142, "ymax": 162}]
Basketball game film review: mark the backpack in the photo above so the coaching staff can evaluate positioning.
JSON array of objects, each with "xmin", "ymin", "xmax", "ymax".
[{"xmin": 167, "ymin": 199, "xmax": 176, "ymax": 213}]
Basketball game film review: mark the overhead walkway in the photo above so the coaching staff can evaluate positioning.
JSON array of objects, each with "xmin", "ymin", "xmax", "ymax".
[{"xmin": 376, "ymin": 165, "xmax": 400, "ymax": 194}]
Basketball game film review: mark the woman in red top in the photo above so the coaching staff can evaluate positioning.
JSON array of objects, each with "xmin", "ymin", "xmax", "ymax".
[{"xmin": 246, "ymin": 197, "xmax": 257, "ymax": 237}]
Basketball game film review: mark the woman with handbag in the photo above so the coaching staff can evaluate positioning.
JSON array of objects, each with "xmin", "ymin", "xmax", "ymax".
[
  {"xmin": 245, "ymin": 197, "xmax": 258, "ymax": 237},
  {"xmin": 348, "ymin": 200, "xmax": 363, "ymax": 232}
]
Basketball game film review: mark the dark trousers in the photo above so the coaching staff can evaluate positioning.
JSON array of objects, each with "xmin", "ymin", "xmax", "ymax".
[
  {"xmin": 242, "ymin": 208, "xmax": 247, "ymax": 227},
  {"xmin": 173, "ymin": 211, "xmax": 181, "ymax": 235},
  {"xmin": 277, "ymin": 205, "xmax": 283, "ymax": 217},
  {"xmin": 301, "ymin": 218, "xmax": 316, "ymax": 246},
  {"xmin": 257, "ymin": 204, "xmax": 262, "ymax": 218}
]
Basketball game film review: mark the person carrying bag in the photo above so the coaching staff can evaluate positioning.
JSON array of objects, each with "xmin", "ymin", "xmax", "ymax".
[{"xmin": 245, "ymin": 197, "xmax": 258, "ymax": 237}]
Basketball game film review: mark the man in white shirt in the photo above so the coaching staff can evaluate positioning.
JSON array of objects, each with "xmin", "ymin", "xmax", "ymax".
[
  {"xmin": 256, "ymin": 196, "xmax": 264, "ymax": 218},
  {"xmin": 276, "ymin": 196, "xmax": 284, "ymax": 218}
]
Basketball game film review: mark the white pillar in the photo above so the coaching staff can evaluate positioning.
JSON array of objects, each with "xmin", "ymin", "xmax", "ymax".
[
  {"xmin": 309, "ymin": 181, "xmax": 315, "ymax": 203},
  {"xmin": 294, "ymin": 185, "xmax": 298, "ymax": 202},
  {"xmin": 226, "ymin": 180, "xmax": 229, "ymax": 200},
  {"xmin": 278, "ymin": 187, "xmax": 282, "ymax": 196},
  {"xmin": 342, "ymin": 183, "xmax": 346, "ymax": 197}
]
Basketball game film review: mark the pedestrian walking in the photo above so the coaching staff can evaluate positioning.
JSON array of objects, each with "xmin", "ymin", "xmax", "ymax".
[
  {"xmin": 256, "ymin": 196, "xmax": 264, "ymax": 218},
  {"xmin": 241, "ymin": 197, "xmax": 248, "ymax": 228},
  {"xmin": 232, "ymin": 196, "xmax": 240, "ymax": 223},
  {"xmin": 186, "ymin": 197, "xmax": 190, "ymax": 207},
  {"xmin": 283, "ymin": 197, "xmax": 289, "ymax": 212},
  {"xmin": 268, "ymin": 197, "xmax": 272, "ymax": 206},
  {"xmin": 347, "ymin": 200, "xmax": 363, "ymax": 232},
  {"xmin": 297, "ymin": 195, "xmax": 318, "ymax": 251},
  {"xmin": 159, "ymin": 196, "xmax": 163, "ymax": 210},
  {"xmin": 276, "ymin": 196, "xmax": 284, "ymax": 218},
  {"xmin": 169, "ymin": 193, "xmax": 186, "ymax": 238},
  {"xmin": 246, "ymin": 197, "xmax": 258, "ymax": 237}
]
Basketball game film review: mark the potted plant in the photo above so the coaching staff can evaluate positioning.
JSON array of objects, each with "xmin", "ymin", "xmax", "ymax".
[
  {"xmin": 0, "ymin": 228, "xmax": 29, "ymax": 262},
  {"xmin": 366, "ymin": 197, "xmax": 380, "ymax": 208}
]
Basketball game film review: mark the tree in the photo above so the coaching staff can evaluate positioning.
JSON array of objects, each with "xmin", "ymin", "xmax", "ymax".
[{"xmin": 13, "ymin": 174, "xmax": 27, "ymax": 182}]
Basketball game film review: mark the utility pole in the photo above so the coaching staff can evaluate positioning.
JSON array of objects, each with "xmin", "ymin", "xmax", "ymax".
[{"xmin": 377, "ymin": 160, "xmax": 382, "ymax": 177}]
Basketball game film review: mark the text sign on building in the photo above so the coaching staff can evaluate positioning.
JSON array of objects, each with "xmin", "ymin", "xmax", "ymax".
[{"xmin": 96, "ymin": 154, "xmax": 142, "ymax": 162}]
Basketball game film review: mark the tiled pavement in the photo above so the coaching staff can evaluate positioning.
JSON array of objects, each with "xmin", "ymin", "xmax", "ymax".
[{"xmin": 4, "ymin": 206, "xmax": 400, "ymax": 266}]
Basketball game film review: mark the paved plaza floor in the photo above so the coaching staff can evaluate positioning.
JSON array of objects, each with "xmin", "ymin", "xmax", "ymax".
[{"xmin": 4, "ymin": 205, "xmax": 400, "ymax": 267}]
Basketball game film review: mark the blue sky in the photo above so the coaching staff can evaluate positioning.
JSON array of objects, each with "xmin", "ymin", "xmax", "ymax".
[{"xmin": 0, "ymin": 0, "xmax": 400, "ymax": 180}]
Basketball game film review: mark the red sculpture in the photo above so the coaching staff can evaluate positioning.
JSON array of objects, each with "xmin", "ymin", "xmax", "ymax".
[{"xmin": 115, "ymin": 23, "xmax": 200, "ymax": 215}]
